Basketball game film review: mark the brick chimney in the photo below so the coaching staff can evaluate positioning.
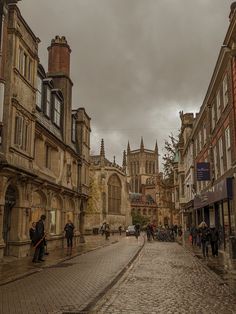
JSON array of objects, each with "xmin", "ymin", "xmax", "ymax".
[
  {"xmin": 229, "ymin": 2, "xmax": 236, "ymax": 22},
  {"xmin": 48, "ymin": 35, "xmax": 71, "ymax": 77}
]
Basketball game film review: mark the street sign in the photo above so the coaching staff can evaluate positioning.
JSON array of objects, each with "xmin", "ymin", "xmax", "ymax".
[{"xmin": 196, "ymin": 162, "xmax": 210, "ymax": 181}]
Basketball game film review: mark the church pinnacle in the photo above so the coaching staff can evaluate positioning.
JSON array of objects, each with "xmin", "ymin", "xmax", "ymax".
[
  {"xmin": 100, "ymin": 138, "xmax": 105, "ymax": 157},
  {"xmin": 127, "ymin": 141, "xmax": 130, "ymax": 154},
  {"xmin": 122, "ymin": 150, "xmax": 127, "ymax": 170},
  {"xmin": 140, "ymin": 137, "xmax": 144, "ymax": 151},
  {"xmin": 155, "ymin": 140, "xmax": 158, "ymax": 154}
]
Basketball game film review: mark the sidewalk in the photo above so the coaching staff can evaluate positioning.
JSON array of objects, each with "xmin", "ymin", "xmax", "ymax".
[
  {"xmin": 179, "ymin": 233, "xmax": 236, "ymax": 293},
  {"xmin": 0, "ymin": 233, "xmax": 123, "ymax": 286}
]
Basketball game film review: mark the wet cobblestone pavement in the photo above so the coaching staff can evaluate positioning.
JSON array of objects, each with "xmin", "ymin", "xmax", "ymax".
[
  {"xmin": 0, "ymin": 236, "xmax": 143, "ymax": 314},
  {"xmin": 182, "ymin": 238, "xmax": 236, "ymax": 294},
  {"xmin": 92, "ymin": 241, "xmax": 236, "ymax": 314},
  {"xmin": 0, "ymin": 234, "xmax": 122, "ymax": 286}
]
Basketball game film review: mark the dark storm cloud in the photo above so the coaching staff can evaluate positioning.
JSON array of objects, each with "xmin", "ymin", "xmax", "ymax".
[{"xmin": 19, "ymin": 0, "xmax": 232, "ymax": 165}]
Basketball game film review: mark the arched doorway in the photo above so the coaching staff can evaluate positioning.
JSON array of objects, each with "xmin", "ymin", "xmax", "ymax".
[{"xmin": 3, "ymin": 186, "xmax": 17, "ymax": 256}]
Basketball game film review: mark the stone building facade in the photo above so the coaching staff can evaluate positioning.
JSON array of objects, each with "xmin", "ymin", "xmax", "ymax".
[
  {"xmin": 87, "ymin": 140, "xmax": 131, "ymax": 231},
  {"xmin": 0, "ymin": 3, "xmax": 90, "ymax": 258}
]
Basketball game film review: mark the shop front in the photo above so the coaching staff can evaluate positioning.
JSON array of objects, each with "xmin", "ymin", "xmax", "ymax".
[{"xmin": 194, "ymin": 178, "xmax": 234, "ymax": 251}]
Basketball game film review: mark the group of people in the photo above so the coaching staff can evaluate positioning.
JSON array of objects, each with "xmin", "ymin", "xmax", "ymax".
[
  {"xmin": 100, "ymin": 222, "xmax": 111, "ymax": 240},
  {"xmin": 145, "ymin": 223, "xmax": 182, "ymax": 242},
  {"xmin": 190, "ymin": 222, "xmax": 220, "ymax": 258},
  {"xmin": 29, "ymin": 215, "xmax": 75, "ymax": 263}
]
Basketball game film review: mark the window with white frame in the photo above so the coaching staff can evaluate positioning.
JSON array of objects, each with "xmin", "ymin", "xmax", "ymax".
[
  {"xmin": 211, "ymin": 103, "xmax": 216, "ymax": 131},
  {"xmin": 45, "ymin": 86, "xmax": 51, "ymax": 117},
  {"xmin": 213, "ymin": 145, "xmax": 218, "ymax": 179},
  {"xmin": 53, "ymin": 96, "xmax": 61, "ymax": 127},
  {"xmin": 216, "ymin": 90, "xmax": 221, "ymax": 121},
  {"xmin": 36, "ymin": 75, "xmax": 43, "ymax": 109},
  {"xmin": 203, "ymin": 124, "xmax": 207, "ymax": 145},
  {"xmin": 198, "ymin": 131, "xmax": 202, "ymax": 151},
  {"xmin": 219, "ymin": 137, "xmax": 224, "ymax": 176},
  {"xmin": 195, "ymin": 138, "xmax": 198, "ymax": 155},
  {"xmin": 225, "ymin": 126, "xmax": 231, "ymax": 170},
  {"xmin": 223, "ymin": 74, "xmax": 228, "ymax": 109}
]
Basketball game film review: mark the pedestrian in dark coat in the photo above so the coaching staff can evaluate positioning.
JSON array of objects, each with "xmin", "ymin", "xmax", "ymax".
[
  {"xmin": 146, "ymin": 223, "xmax": 153, "ymax": 241},
  {"xmin": 210, "ymin": 226, "xmax": 219, "ymax": 257},
  {"xmin": 105, "ymin": 223, "xmax": 110, "ymax": 240},
  {"xmin": 64, "ymin": 220, "xmax": 75, "ymax": 248},
  {"xmin": 32, "ymin": 215, "xmax": 46, "ymax": 263},
  {"xmin": 29, "ymin": 222, "xmax": 36, "ymax": 244},
  {"xmin": 199, "ymin": 222, "xmax": 210, "ymax": 258},
  {"xmin": 190, "ymin": 225, "xmax": 197, "ymax": 246}
]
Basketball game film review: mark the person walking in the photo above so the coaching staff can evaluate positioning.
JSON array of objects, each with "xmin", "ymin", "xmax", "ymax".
[
  {"xmin": 118, "ymin": 226, "xmax": 122, "ymax": 235},
  {"xmin": 199, "ymin": 221, "xmax": 210, "ymax": 258},
  {"xmin": 210, "ymin": 225, "xmax": 219, "ymax": 257},
  {"xmin": 190, "ymin": 225, "xmax": 197, "ymax": 246},
  {"xmin": 32, "ymin": 215, "xmax": 46, "ymax": 263},
  {"xmin": 105, "ymin": 223, "xmax": 110, "ymax": 240},
  {"xmin": 134, "ymin": 223, "xmax": 140, "ymax": 239},
  {"xmin": 100, "ymin": 222, "xmax": 106, "ymax": 236},
  {"xmin": 146, "ymin": 223, "xmax": 153, "ymax": 241},
  {"xmin": 29, "ymin": 222, "xmax": 36, "ymax": 244},
  {"xmin": 64, "ymin": 220, "xmax": 75, "ymax": 248}
]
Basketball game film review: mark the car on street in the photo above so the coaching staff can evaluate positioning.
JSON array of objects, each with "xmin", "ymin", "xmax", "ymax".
[{"xmin": 126, "ymin": 225, "xmax": 136, "ymax": 236}]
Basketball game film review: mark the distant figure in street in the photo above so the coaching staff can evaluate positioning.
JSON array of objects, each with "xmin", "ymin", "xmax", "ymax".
[
  {"xmin": 134, "ymin": 223, "xmax": 141, "ymax": 239},
  {"xmin": 146, "ymin": 223, "xmax": 153, "ymax": 241},
  {"xmin": 64, "ymin": 220, "xmax": 75, "ymax": 248},
  {"xmin": 173, "ymin": 225, "xmax": 178, "ymax": 238},
  {"xmin": 178, "ymin": 226, "xmax": 183, "ymax": 237},
  {"xmin": 118, "ymin": 226, "xmax": 122, "ymax": 235},
  {"xmin": 199, "ymin": 221, "xmax": 210, "ymax": 258},
  {"xmin": 32, "ymin": 215, "xmax": 46, "ymax": 263},
  {"xmin": 210, "ymin": 225, "xmax": 219, "ymax": 257},
  {"xmin": 29, "ymin": 222, "xmax": 36, "ymax": 244},
  {"xmin": 190, "ymin": 225, "xmax": 197, "ymax": 246},
  {"xmin": 105, "ymin": 223, "xmax": 110, "ymax": 240},
  {"xmin": 100, "ymin": 222, "xmax": 106, "ymax": 236}
]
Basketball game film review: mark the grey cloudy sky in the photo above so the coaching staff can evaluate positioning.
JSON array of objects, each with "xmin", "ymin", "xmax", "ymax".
[{"xmin": 19, "ymin": 0, "xmax": 232, "ymax": 166}]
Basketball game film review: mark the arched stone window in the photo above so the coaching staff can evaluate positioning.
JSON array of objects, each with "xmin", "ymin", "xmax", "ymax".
[
  {"xmin": 50, "ymin": 195, "xmax": 62, "ymax": 235},
  {"xmin": 31, "ymin": 191, "xmax": 46, "ymax": 227},
  {"xmin": 108, "ymin": 174, "xmax": 121, "ymax": 214}
]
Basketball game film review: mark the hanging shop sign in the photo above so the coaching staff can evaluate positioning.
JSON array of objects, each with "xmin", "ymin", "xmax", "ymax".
[{"xmin": 196, "ymin": 162, "xmax": 211, "ymax": 181}]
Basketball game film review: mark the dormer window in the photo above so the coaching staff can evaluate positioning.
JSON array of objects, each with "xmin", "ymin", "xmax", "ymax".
[
  {"xmin": 53, "ymin": 96, "xmax": 61, "ymax": 127},
  {"xmin": 36, "ymin": 75, "xmax": 43, "ymax": 110},
  {"xmin": 46, "ymin": 86, "xmax": 51, "ymax": 117}
]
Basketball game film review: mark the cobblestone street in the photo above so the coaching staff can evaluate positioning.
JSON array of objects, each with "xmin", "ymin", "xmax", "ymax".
[
  {"xmin": 93, "ymin": 241, "xmax": 236, "ymax": 314},
  {"xmin": 0, "ymin": 237, "xmax": 143, "ymax": 314}
]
